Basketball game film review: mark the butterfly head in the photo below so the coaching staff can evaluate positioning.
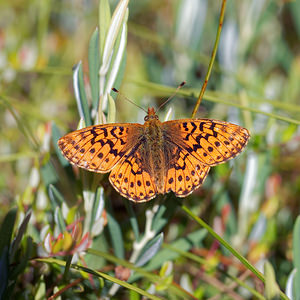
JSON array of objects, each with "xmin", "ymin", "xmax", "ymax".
[{"xmin": 144, "ymin": 107, "xmax": 159, "ymax": 121}]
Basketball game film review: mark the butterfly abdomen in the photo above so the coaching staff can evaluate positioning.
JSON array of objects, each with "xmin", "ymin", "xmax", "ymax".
[{"xmin": 144, "ymin": 118, "xmax": 166, "ymax": 193}]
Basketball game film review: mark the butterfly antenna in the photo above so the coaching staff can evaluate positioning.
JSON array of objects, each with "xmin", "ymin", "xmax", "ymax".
[
  {"xmin": 112, "ymin": 88, "xmax": 148, "ymax": 113},
  {"xmin": 156, "ymin": 81, "xmax": 186, "ymax": 113}
]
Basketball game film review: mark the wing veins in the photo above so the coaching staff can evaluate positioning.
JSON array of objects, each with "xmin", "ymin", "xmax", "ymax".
[
  {"xmin": 192, "ymin": 122, "xmax": 248, "ymax": 149},
  {"xmin": 165, "ymin": 136, "xmax": 212, "ymax": 166},
  {"xmin": 186, "ymin": 125, "xmax": 244, "ymax": 154}
]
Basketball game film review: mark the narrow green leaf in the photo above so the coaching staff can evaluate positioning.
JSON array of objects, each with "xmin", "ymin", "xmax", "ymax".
[
  {"xmin": 293, "ymin": 216, "xmax": 300, "ymax": 299},
  {"xmin": 264, "ymin": 261, "xmax": 280, "ymax": 300},
  {"xmin": 151, "ymin": 195, "xmax": 179, "ymax": 233},
  {"xmin": 0, "ymin": 208, "xmax": 17, "ymax": 255},
  {"xmin": 285, "ymin": 269, "xmax": 296, "ymax": 300},
  {"xmin": 73, "ymin": 62, "xmax": 92, "ymax": 126},
  {"xmin": 10, "ymin": 210, "xmax": 31, "ymax": 259},
  {"xmin": 37, "ymin": 257, "xmax": 161, "ymax": 300},
  {"xmin": 107, "ymin": 94, "xmax": 116, "ymax": 123},
  {"xmin": 90, "ymin": 187, "xmax": 105, "ymax": 232},
  {"xmin": 86, "ymin": 248, "xmax": 194, "ymax": 299},
  {"xmin": 111, "ymin": 50, "xmax": 127, "ymax": 93},
  {"xmin": 180, "ymin": 203, "xmax": 290, "ymax": 300},
  {"xmin": 106, "ymin": 200, "xmax": 124, "ymax": 259},
  {"xmin": 130, "ymin": 229, "xmax": 206, "ymax": 282},
  {"xmin": 88, "ymin": 28, "xmax": 100, "ymax": 110},
  {"xmin": 99, "ymin": 0, "xmax": 111, "ymax": 60},
  {"xmin": 135, "ymin": 233, "xmax": 163, "ymax": 267},
  {"xmin": 48, "ymin": 184, "xmax": 64, "ymax": 207},
  {"xmin": 40, "ymin": 161, "xmax": 58, "ymax": 187},
  {"xmin": 54, "ymin": 207, "xmax": 66, "ymax": 233},
  {"xmin": 100, "ymin": 0, "xmax": 128, "ymax": 71},
  {"xmin": 9, "ymin": 236, "xmax": 33, "ymax": 279},
  {"xmin": 52, "ymin": 122, "xmax": 69, "ymax": 167},
  {"xmin": 0, "ymin": 209, "xmax": 17, "ymax": 299},
  {"xmin": 124, "ymin": 201, "xmax": 139, "ymax": 240},
  {"xmin": 0, "ymin": 247, "xmax": 8, "ymax": 299},
  {"xmin": 104, "ymin": 14, "xmax": 127, "ymax": 94},
  {"xmin": 289, "ymin": 0, "xmax": 300, "ymax": 37},
  {"xmin": 79, "ymin": 63, "xmax": 92, "ymax": 126}
]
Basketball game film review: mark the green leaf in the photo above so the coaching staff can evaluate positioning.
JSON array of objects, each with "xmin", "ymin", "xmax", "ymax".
[
  {"xmin": 10, "ymin": 210, "xmax": 31, "ymax": 259},
  {"xmin": 293, "ymin": 216, "xmax": 300, "ymax": 299},
  {"xmin": 289, "ymin": 0, "xmax": 300, "ymax": 37},
  {"xmin": 85, "ymin": 234, "xmax": 108, "ymax": 270},
  {"xmin": 88, "ymin": 28, "xmax": 100, "ymax": 110},
  {"xmin": 37, "ymin": 257, "xmax": 162, "ymax": 300},
  {"xmin": 52, "ymin": 122, "xmax": 69, "ymax": 167},
  {"xmin": 135, "ymin": 233, "xmax": 163, "ymax": 267},
  {"xmin": 130, "ymin": 229, "xmax": 206, "ymax": 282},
  {"xmin": 90, "ymin": 186, "xmax": 105, "ymax": 232},
  {"xmin": 98, "ymin": 0, "xmax": 111, "ymax": 61},
  {"xmin": 264, "ymin": 261, "xmax": 280, "ymax": 300},
  {"xmin": 106, "ymin": 200, "xmax": 124, "ymax": 259},
  {"xmin": 124, "ymin": 201, "xmax": 139, "ymax": 240},
  {"xmin": 48, "ymin": 184, "xmax": 64, "ymax": 208},
  {"xmin": 54, "ymin": 207, "xmax": 66, "ymax": 233},
  {"xmin": 9, "ymin": 236, "xmax": 33, "ymax": 279},
  {"xmin": 104, "ymin": 14, "xmax": 127, "ymax": 94},
  {"xmin": 151, "ymin": 196, "xmax": 179, "ymax": 233},
  {"xmin": 0, "ymin": 208, "xmax": 17, "ymax": 255},
  {"xmin": 0, "ymin": 247, "xmax": 8, "ymax": 299},
  {"xmin": 0, "ymin": 208, "xmax": 17, "ymax": 299},
  {"xmin": 107, "ymin": 94, "xmax": 116, "ymax": 123},
  {"xmin": 40, "ymin": 160, "xmax": 58, "ymax": 187},
  {"xmin": 73, "ymin": 62, "xmax": 92, "ymax": 126}
]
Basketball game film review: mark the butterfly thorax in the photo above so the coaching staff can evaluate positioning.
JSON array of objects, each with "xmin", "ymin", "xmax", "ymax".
[{"xmin": 143, "ymin": 108, "xmax": 165, "ymax": 192}]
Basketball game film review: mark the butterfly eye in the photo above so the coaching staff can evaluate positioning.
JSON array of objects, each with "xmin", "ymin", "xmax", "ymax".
[{"xmin": 144, "ymin": 115, "xmax": 149, "ymax": 121}]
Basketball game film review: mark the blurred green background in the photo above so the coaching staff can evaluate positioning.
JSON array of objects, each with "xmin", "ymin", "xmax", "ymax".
[{"xmin": 1, "ymin": 0, "xmax": 300, "ymax": 299}]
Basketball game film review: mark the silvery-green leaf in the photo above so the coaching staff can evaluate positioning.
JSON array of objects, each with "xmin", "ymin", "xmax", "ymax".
[{"xmin": 135, "ymin": 233, "xmax": 163, "ymax": 267}]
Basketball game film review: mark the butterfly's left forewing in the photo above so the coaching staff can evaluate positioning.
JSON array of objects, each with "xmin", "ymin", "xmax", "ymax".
[{"xmin": 58, "ymin": 123, "xmax": 143, "ymax": 172}]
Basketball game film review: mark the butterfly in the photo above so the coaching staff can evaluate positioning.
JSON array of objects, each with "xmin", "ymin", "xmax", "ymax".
[{"xmin": 58, "ymin": 107, "xmax": 250, "ymax": 202}]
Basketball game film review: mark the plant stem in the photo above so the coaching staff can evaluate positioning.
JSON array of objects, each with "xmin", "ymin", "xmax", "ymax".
[
  {"xmin": 191, "ymin": 0, "xmax": 227, "ymax": 118},
  {"xmin": 179, "ymin": 203, "xmax": 290, "ymax": 300},
  {"xmin": 63, "ymin": 255, "xmax": 73, "ymax": 281},
  {"xmin": 108, "ymin": 205, "xmax": 157, "ymax": 296}
]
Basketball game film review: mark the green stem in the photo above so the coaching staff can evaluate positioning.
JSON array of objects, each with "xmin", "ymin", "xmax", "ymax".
[
  {"xmin": 179, "ymin": 203, "xmax": 289, "ymax": 300},
  {"xmin": 191, "ymin": 0, "xmax": 227, "ymax": 118},
  {"xmin": 63, "ymin": 255, "xmax": 73, "ymax": 281}
]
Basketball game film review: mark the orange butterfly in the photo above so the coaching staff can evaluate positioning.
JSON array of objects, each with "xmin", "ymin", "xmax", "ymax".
[{"xmin": 58, "ymin": 107, "xmax": 250, "ymax": 202}]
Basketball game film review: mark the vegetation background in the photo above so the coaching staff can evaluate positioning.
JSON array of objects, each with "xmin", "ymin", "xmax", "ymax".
[{"xmin": 0, "ymin": 0, "xmax": 300, "ymax": 299}]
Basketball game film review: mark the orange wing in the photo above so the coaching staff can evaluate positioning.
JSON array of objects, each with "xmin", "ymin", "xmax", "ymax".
[
  {"xmin": 163, "ymin": 145, "xmax": 210, "ymax": 197},
  {"xmin": 109, "ymin": 151, "xmax": 157, "ymax": 202},
  {"xmin": 163, "ymin": 119, "xmax": 250, "ymax": 166},
  {"xmin": 58, "ymin": 123, "xmax": 143, "ymax": 173}
]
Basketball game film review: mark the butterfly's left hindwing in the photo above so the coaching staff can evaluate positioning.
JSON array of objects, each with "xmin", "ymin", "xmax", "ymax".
[{"xmin": 58, "ymin": 123, "xmax": 142, "ymax": 172}]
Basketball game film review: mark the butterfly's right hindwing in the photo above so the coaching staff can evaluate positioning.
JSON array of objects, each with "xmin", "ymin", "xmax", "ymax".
[{"xmin": 163, "ymin": 144, "xmax": 210, "ymax": 197}]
